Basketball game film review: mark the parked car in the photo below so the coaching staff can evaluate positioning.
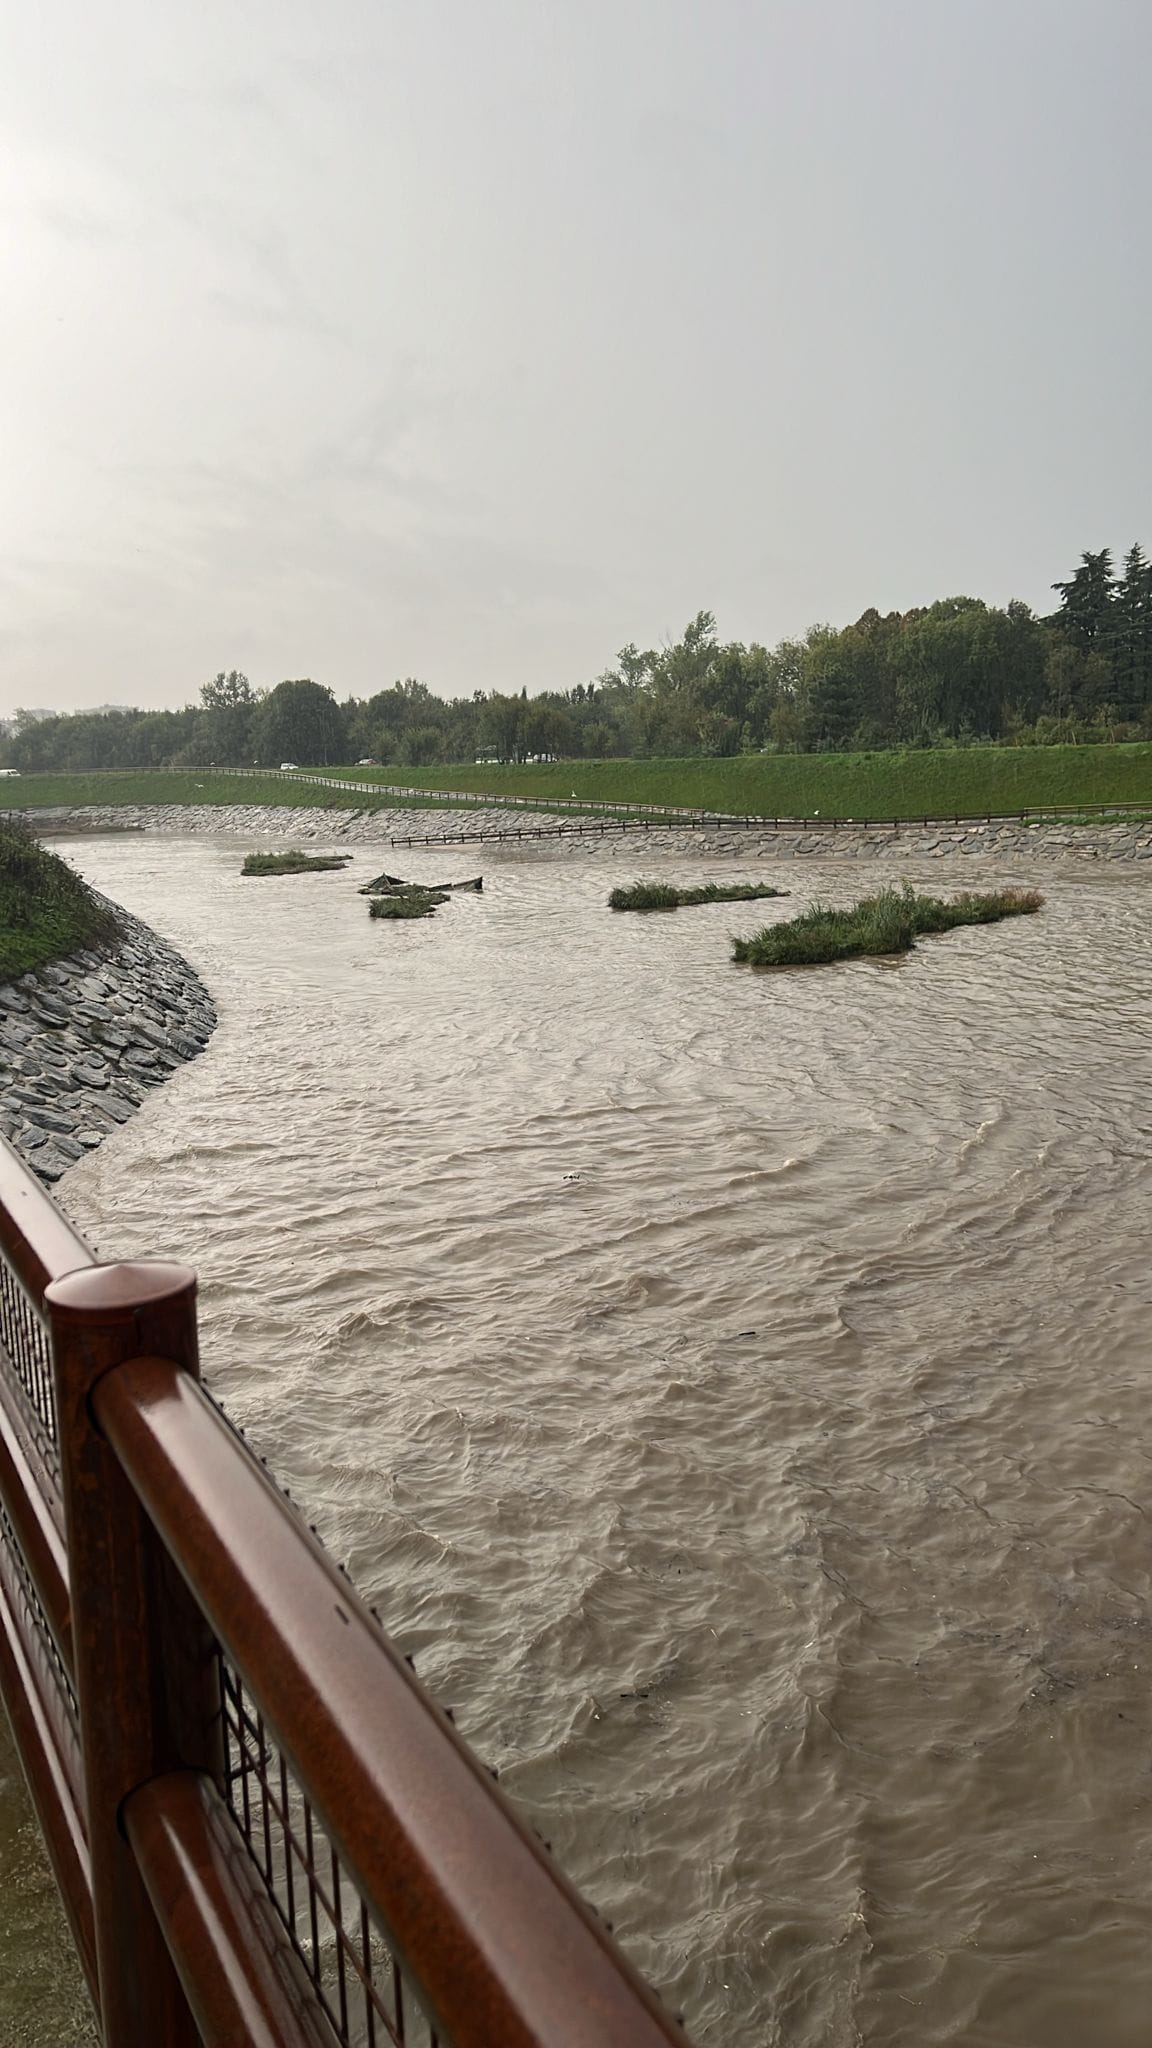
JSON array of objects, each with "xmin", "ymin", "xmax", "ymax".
[
  {"xmin": 279, "ymin": 761, "xmax": 298, "ymax": 771},
  {"xmin": 357, "ymin": 758, "xmax": 379, "ymax": 767},
  {"xmin": 0, "ymin": 768, "xmax": 20, "ymax": 778}
]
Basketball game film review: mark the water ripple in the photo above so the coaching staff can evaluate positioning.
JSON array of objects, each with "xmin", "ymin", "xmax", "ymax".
[{"xmin": 19, "ymin": 835, "xmax": 1152, "ymax": 2047}]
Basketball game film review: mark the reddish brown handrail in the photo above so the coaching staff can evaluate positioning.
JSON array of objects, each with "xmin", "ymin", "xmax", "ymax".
[
  {"xmin": 95, "ymin": 1351, "xmax": 686, "ymax": 2048},
  {"xmin": 124, "ymin": 1770, "xmax": 340, "ymax": 2048},
  {"xmin": 0, "ymin": 1134, "xmax": 695, "ymax": 2047},
  {"xmin": 0, "ymin": 1137, "xmax": 92, "ymax": 1302}
]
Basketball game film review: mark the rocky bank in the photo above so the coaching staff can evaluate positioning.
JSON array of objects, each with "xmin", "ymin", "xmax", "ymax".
[
  {"xmin": 0, "ymin": 900, "xmax": 216, "ymax": 1184},
  {"xmin": 19, "ymin": 802, "xmax": 1152, "ymax": 866}
]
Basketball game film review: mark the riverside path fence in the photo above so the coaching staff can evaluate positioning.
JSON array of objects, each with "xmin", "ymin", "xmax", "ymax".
[
  {"xmin": 14, "ymin": 763, "xmax": 1152, "ymax": 835},
  {"xmin": 0, "ymin": 1135, "xmax": 691, "ymax": 2048},
  {"xmin": 206, "ymin": 770, "xmax": 1152, "ymax": 831}
]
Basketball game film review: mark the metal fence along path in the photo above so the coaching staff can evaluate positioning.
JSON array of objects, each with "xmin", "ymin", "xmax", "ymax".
[
  {"xmin": 0, "ymin": 1136, "xmax": 692, "ymax": 2047},
  {"xmin": 14, "ymin": 761, "xmax": 1152, "ymax": 835}
]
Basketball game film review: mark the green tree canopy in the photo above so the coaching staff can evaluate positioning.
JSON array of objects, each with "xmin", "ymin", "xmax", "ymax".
[{"xmin": 254, "ymin": 679, "xmax": 347, "ymax": 765}]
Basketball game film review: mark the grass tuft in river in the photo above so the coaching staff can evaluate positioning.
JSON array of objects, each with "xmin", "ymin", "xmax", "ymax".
[
  {"xmin": 733, "ymin": 884, "xmax": 1044, "ymax": 966},
  {"xmin": 241, "ymin": 851, "xmax": 354, "ymax": 875},
  {"xmin": 368, "ymin": 890, "xmax": 448, "ymax": 919},
  {"xmin": 609, "ymin": 879, "xmax": 790, "ymax": 911}
]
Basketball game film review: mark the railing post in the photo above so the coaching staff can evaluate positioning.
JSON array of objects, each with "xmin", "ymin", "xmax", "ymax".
[{"xmin": 44, "ymin": 1261, "xmax": 224, "ymax": 2048}]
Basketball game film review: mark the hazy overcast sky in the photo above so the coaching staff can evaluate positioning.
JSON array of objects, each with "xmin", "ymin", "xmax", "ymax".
[{"xmin": 3, "ymin": 0, "xmax": 1150, "ymax": 716}]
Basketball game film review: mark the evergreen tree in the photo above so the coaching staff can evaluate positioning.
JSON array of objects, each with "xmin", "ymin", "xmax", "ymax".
[
  {"xmin": 1112, "ymin": 544, "xmax": 1152, "ymax": 721},
  {"xmin": 1051, "ymin": 549, "xmax": 1116, "ymax": 650}
]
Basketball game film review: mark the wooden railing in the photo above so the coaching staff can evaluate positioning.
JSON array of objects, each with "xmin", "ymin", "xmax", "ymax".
[{"xmin": 0, "ymin": 1135, "xmax": 691, "ymax": 2047}]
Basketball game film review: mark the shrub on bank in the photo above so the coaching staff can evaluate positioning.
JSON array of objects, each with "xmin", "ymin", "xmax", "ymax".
[
  {"xmin": 733, "ymin": 886, "xmax": 1043, "ymax": 967},
  {"xmin": 0, "ymin": 819, "xmax": 120, "ymax": 979},
  {"xmin": 609, "ymin": 880, "xmax": 790, "ymax": 911}
]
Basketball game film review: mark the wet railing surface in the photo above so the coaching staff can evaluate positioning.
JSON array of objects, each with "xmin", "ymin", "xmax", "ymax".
[{"xmin": 0, "ymin": 1135, "xmax": 691, "ymax": 2047}]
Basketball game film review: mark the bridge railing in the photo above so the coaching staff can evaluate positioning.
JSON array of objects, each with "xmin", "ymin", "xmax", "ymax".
[{"xmin": 0, "ymin": 1135, "xmax": 690, "ymax": 2048}]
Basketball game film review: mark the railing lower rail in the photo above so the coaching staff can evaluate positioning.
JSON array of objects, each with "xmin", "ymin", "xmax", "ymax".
[{"xmin": 0, "ymin": 1135, "xmax": 691, "ymax": 2047}]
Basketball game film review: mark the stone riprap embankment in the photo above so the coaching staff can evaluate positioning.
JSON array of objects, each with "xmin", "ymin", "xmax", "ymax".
[
  {"xmin": 653, "ymin": 818, "xmax": 1152, "ymax": 864},
  {"xmin": 21, "ymin": 803, "xmax": 1152, "ymax": 867},
  {"xmin": 26, "ymin": 803, "xmax": 568, "ymax": 842},
  {"xmin": 0, "ymin": 902, "xmax": 216, "ymax": 1185}
]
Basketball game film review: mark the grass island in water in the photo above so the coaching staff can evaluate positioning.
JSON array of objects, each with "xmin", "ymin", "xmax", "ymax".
[
  {"xmin": 368, "ymin": 891, "xmax": 448, "ymax": 919},
  {"xmin": 241, "ymin": 851, "xmax": 354, "ymax": 876},
  {"xmin": 733, "ymin": 885, "xmax": 1043, "ymax": 967},
  {"xmin": 609, "ymin": 879, "xmax": 790, "ymax": 912}
]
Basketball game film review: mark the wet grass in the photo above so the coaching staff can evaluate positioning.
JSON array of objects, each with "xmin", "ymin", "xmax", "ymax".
[
  {"xmin": 733, "ymin": 885, "xmax": 1044, "ymax": 967},
  {"xmin": 241, "ymin": 851, "xmax": 353, "ymax": 875},
  {"xmin": 0, "ymin": 772, "xmax": 530, "ymax": 815},
  {"xmin": 0, "ymin": 819, "xmax": 120, "ymax": 979},
  {"xmin": 318, "ymin": 743, "xmax": 1152, "ymax": 820},
  {"xmin": 9, "ymin": 747, "xmax": 1152, "ymax": 825},
  {"xmin": 368, "ymin": 891, "xmax": 448, "ymax": 919},
  {"xmin": 609, "ymin": 879, "xmax": 790, "ymax": 911}
]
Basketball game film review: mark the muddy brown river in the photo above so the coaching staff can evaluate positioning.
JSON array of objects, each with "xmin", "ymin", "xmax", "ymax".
[{"xmin": 3, "ymin": 834, "xmax": 1152, "ymax": 2048}]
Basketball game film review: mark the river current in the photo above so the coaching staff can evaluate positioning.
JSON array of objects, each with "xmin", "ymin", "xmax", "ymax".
[{"xmin": 3, "ymin": 832, "xmax": 1152, "ymax": 2047}]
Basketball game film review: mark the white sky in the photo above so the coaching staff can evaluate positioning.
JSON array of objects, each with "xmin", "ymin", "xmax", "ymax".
[{"xmin": 2, "ymin": 0, "xmax": 1150, "ymax": 715}]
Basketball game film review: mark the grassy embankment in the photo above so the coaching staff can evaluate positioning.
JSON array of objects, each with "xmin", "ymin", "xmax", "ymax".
[
  {"xmin": 0, "ymin": 772, "xmax": 506, "ymax": 814},
  {"xmin": 4, "ymin": 742, "xmax": 1152, "ymax": 824},
  {"xmin": 609, "ymin": 881, "xmax": 789, "ymax": 911},
  {"xmin": 0, "ymin": 819, "xmax": 120, "ymax": 979},
  {"xmin": 241, "ymin": 851, "xmax": 353, "ymax": 875},
  {"xmin": 327, "ymin": 743, "xmax": 1152, "ymax": 818},
  {"xmin": 733, "ymin": 886, "xmax": 1043, "ymax": 967}
]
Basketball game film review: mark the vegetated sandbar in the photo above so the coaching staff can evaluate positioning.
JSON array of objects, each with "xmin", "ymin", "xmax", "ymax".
[
  {"xmin": 609, "ymin": 879, "xmax": 789, "ymax": 912},
  {"xmin": 368, "ymin": 890, "xmax": 447, "ymax": 919},
  {"xmin": 733, "ymin": 886, "xmax": 1044, "ymax": 967},
  {"xmin": 241, "ymin": 851, "xmax": 354, "ymax": 875}
]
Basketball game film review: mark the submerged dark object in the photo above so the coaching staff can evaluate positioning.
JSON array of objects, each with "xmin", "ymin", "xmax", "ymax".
[{"xmin": 359, "ymin": 871, "xmax": 483, "ymax": 895}]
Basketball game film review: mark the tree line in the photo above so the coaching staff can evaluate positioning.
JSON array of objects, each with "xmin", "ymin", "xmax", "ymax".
[{"xmin": 6, "ymin": 544, "xmax": 1152, "ymax": 773}]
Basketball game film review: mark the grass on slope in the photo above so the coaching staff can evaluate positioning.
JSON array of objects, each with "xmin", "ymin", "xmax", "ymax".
[
  {"xmin": 6, "ymin": 742, "xmax": 1152, "ymax": 824},
  {"xmin": 733, "ymin": 886, "xmax": 1043, "ymax": 967},
  {"xmin": 321, "ymin": 743, "xmax": 1152, "ymax": 819},
  {"xmin": 0, "ymin": 819, "xmax": 120, "ymax": 979},
  {"xmin": 608, "ymin": 880, "xmax": 790, "ymax": 911},
  {"xmin": 0, "ymin": 772, "xmax": 525, "ymax": 814}
]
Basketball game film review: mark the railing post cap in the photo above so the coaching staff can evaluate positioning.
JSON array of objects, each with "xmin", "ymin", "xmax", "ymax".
[{"xmin": 45, "ymin": 1260, "xmax": 197, "ymax": 1321}]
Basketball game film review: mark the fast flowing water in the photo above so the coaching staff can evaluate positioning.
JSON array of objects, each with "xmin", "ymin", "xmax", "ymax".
[{"xmin": 4, "ymin": 833, "xmax": 1152, "ymax": 2048}]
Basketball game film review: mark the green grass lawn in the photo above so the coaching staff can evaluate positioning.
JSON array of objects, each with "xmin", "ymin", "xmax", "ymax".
[
  {"xmin": 0, "ymin": 771, "xmax": 505, "ymax": 813},
  {"xmin": 5, "ymin": 742, "xmax": 1152, "ymax": 823},
  {"xmin": 314, "ymin": 743, "xmax": 1152, "ymax": 819}
]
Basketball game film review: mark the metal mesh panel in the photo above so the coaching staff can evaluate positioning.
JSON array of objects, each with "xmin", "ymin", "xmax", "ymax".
[
  {"xmin": 0, "ymin": 1499, "xmax": 76, "ymax": 1721},
  {"xmin": 0, "ymin": 1493, "xmax": 82, "ymax": 1837},
  {"xmin": 222, "ymin": 1661, "xmax": 442, "ymax": 2048},
  {"xmin": 0, "ymin": 1259, "xmax": 60, "ymax": 1481}
]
